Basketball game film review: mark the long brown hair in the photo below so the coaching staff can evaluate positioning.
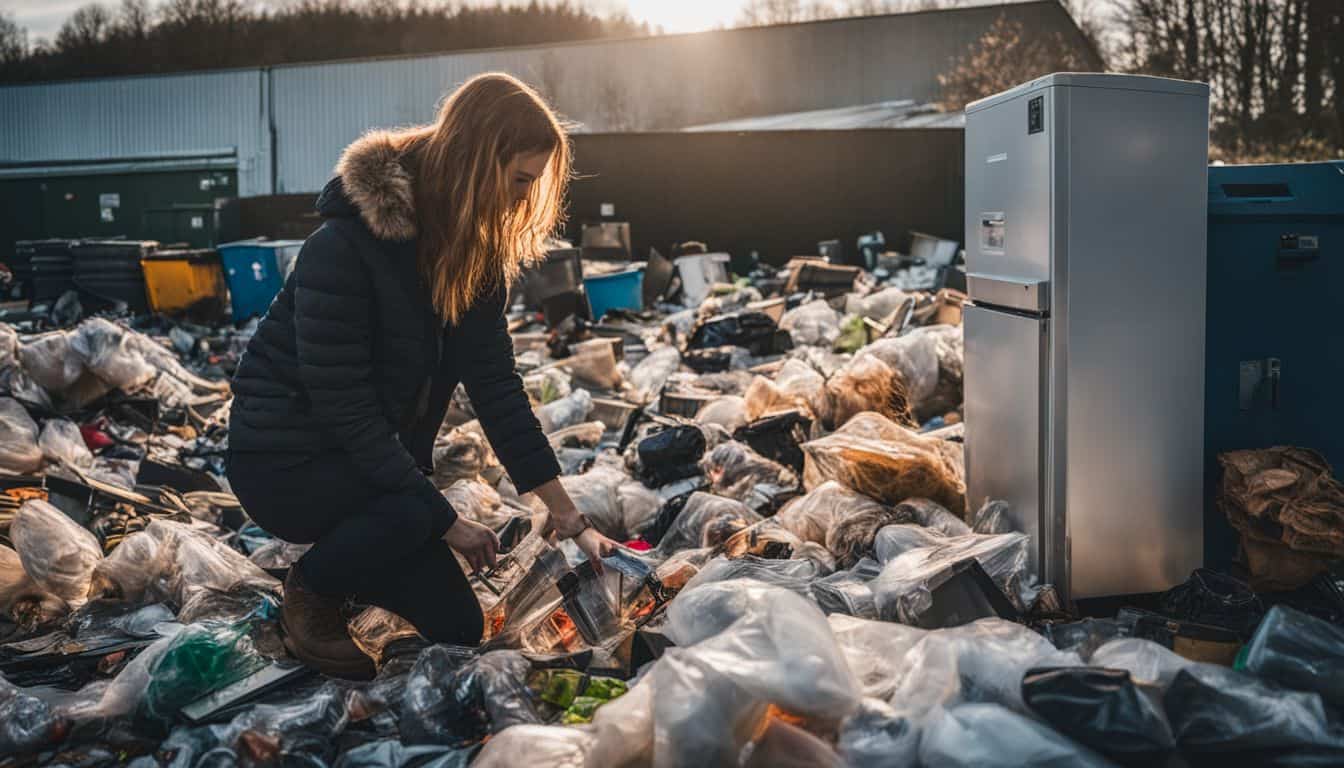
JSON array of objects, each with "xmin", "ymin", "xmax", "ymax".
[{"xmin": 398, "ymin": 73, "xmax": 571, "ymax": 324}]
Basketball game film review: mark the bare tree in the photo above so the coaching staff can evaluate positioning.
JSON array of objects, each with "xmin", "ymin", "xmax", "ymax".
[
  {"xmin": 115, "ymin": 0, "xmax": 153, "ymax": 39},
  {"xmin": 937, "ymin": 14, "xmax": 1090, "ymax": 110},
  {"xmin": 56, "ymin": 4, "xmax": 114, "ymax": 51},
  {"xmin": 0, "ymin": 12, "xmax": 27, "ymax": 67}
]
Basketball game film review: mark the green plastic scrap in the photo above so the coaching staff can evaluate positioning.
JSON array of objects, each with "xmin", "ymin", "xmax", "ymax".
[
  {"xmin": 833, "ymin": 314, "xmax": 868, "ymax": 354},
  {"xmin": 141, "ymin": 620, "xmax": 267, "ymax": 724},
  {"xmin": 584, "ymin": 676, "xmax": 628, "ymax": 700},
  {"xmin": 535, "ymin": 669, "xmax": 586, "ymax": 709}
]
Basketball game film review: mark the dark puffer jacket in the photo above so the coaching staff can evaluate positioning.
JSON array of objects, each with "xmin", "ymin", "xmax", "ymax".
[{"xmin": 228, "ymin": 129, "xmax": 560, "ymax": 530}]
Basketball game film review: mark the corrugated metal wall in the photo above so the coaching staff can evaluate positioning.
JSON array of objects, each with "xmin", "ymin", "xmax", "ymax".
[
  {"xmin": 270, "ymin": 1, "xmax": 1095, "ymax": 192},
  {"xmin": 0, "ymin": 68, "xmax": 272, "ymax": 196}
]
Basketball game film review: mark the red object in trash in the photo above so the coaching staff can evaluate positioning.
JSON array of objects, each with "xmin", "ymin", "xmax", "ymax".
[
  {"xmin": 80, "ymin": 423, "xmax": 115, "ymax": 451},
  {"xmin": 623, "ymin": 538, "xmax": 652, "ymax": 552}
]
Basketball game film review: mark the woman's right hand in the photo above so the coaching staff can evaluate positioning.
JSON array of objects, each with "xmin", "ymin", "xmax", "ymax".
[{"xmin": 443, "ymin": 517, "xmax": 499, "ymax": 574}]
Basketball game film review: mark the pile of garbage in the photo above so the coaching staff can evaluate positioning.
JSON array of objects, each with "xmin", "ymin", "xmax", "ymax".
[{"xmin": 1, "ymin": 256, "xmax": 1342, "ymax": 767}]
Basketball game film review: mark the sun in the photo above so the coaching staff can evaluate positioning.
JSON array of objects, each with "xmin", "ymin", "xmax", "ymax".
[{"xmin": 622, "ymin": 0, "xmax": 744, "ymax": 33}]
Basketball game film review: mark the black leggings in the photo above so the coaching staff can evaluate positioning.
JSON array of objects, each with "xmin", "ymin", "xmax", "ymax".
[{"xmin": 226, "ymin": 449, "xmax": 483, "ymax": 646}]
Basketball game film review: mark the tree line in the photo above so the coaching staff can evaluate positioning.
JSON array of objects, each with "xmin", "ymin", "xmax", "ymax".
[{"xmin": 0, "ymin": 1, "xmax": 649, "ymax": 84}]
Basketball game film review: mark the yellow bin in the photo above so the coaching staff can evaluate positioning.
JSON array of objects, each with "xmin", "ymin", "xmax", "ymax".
[{"xmin": 140, "ymin": 249, "xmax": 228, "ymax": 319}]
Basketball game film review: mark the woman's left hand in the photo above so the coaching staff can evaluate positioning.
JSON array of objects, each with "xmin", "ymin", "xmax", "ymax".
[{"xmin": 573, "ymin": 527, "xmax": 618, "ymax": 574}]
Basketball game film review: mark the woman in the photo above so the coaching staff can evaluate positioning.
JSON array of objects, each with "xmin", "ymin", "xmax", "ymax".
[{"xmin": 226, "ymin": 73, "xmax": 615, "ymax": 679}]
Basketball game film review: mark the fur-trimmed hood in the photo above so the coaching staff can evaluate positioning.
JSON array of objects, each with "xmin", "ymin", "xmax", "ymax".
[{"xmin": 318, "ymin": 129, "xmax": 418, "ymax": 242}]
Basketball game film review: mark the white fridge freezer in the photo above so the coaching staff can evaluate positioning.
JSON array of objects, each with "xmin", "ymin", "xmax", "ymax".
[{"xmin": 963, "ymin": 73, "xmax": 1209, "ymax": 602}]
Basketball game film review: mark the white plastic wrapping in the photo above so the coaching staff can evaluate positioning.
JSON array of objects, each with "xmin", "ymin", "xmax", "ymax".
[
  {"xmin": 696, "ymin": 395, "xmax": 748, "ymax": 433},
  {"xmin": 11, "ymin": 499, "xmax": 103, "ymax": 606},
  {"xmin": 627, "ymin": 346, "xmax": 681, "ymax": 404},
  {"xmin": 0, "ymin": 396, "xmax": 44, "ymax": 472},
  {"xmin": 523, "ymin": 367, "xmax": 572, "ymax": 405},
  {"xmin": 536, "ymin": 388, "xmax": 594, "ymax": 433},
  {"xmin": 873, "ymin": 523, "xmax": 949, "ymax": 563},
  {"xmin": 900, "ymin": 497, "xmax": 972, "ymax": 537},
  {"xmin": 828, "ymin": 614, "xmax": 928, "ymax": 701},
  {"xmin": 679, "ymin": 555, "xmax": 821, "ymax": 597},
  {"xmin": 17, "ymin": 332, "xmax": 84, "ymax": 393},
  {"xmin": 88, "ymin": 529, "xmax": 162, "ymax": 602},
  {"xmin": 656, "ymin": 493, "xmax": 763, "ymax": 555},
  {"xmin": 802, "ymin": 411, "xmax": 966, "ymax": 515},
  {"xmin": 779, "ymin": 300, "xmax": 841, "ymax": 347},
  {"xmin": 856, "ymin": 328, "xmax": 943, "ymax": 410},
  {"xmin": 68, "ymin": 318, "xmax": 157, "ymax": 391},
  {"xmin": 559, "ymin": 465, "xmax": 661, "ymax": 541},
  {"xmin": 442, "ymin": 478, "xmax": 515, "ymax": 530},
  {"xmin": 919, "ymin": 703, "xmax": 1112, "ymax": 768},
  {"xmin": 39, "ymin": 418, "xmax": 94, "ymax": 469},
  {"xmin": 472, "ymin": 724, "xmax": 593, "ymax": 768},
  {"xmin": 838, "ymin": 697, "xmax": 921, "ymax": 767},
  {"xmin": 1089, "ymin": 638, "xmax": 1195, "ymax": 689},
  {"xmin": 0, "ymin": 365, "xmax": 54, "ymax": 409},
  {"xmin": 870, "ymin": 531, "xmax": 1030, "ymax": 622},
  {"xmin": 846, "ymin": 287, "xmax": 913, "ymax": 321}
]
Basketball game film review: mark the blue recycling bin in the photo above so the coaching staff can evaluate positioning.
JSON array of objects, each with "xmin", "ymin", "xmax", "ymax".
[
  {"xmin": 1204, "ymin": 160, "xmax": 1344, "ymax": 568},
  {"xmin": 218, "ymin": 239, "xmax": 304, "ymax": 322}
]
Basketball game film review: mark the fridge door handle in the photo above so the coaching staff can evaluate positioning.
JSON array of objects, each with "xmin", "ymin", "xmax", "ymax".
[{"xmin": 967, "ymin": 273, "xmax": 1050, "ymax": 314}]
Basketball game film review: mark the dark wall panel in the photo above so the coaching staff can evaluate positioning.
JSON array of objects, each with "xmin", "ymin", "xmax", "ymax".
[{"xmin": 566, "ymin": 129, "xmax": 965, "ymax": 266}]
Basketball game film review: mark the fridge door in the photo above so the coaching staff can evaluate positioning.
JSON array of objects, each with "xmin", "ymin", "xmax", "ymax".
[{"xmin": 964, "ymin": 303, "xmax": 1048, "ymax": 579}]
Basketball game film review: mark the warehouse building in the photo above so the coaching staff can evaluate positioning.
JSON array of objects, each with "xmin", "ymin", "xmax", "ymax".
[{"xmin": 0, "ymin": 1, "xmax": 1100, "ymax": 256}]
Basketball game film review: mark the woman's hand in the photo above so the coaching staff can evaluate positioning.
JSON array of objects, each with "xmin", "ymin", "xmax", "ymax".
[
  {"xmin": 530, "ymin": 478, "xmax": 619, "ymax": 572},
  {"xmin": 443, "ymin": 517, "xmax": 499, "ymax": 574},
  {"xmin": 573, "ymin": 527, "xmax": 618, "ymax": 573}
]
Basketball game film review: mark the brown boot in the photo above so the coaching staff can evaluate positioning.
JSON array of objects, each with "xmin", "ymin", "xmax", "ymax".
[{"xmin": 281, "ymin": 567, "xmax": 376, "ymax": 680}]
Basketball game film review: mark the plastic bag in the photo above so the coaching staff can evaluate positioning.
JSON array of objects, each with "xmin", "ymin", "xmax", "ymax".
[
  {"xmin": 1088, "ymin": 638, "xmax": 1194, "ymax": 689},
  {"xmin": 833, "ymin": 314, "xmax": 867, "ymax": 354},
  {"xmin": 627, "ymin": 346, "xmax": 681, "ymax": 404},
  {"xmin": 130, "ymin": 519, "xmax": 280, "ymax": 609},
  {"xmin": 821, "ymin": 354, "xmax": 915, "ymax": 431},
  {"xmin": 0, "ymin": 364, "xmax": 54, "ymax": 409},
  {"xmin": 1160, "ymin": 568, "xmax": 1264, "ymax": 638},
  {"xmin": 653, "ymin": 492, "xmax": 762, "ymax": 556},
  {"xmin": 1164, "ymin": 663, "xmax": 1344, "ymax": 757},
  {"xmin": 547, "ymin": 421, "xmax": 606, "ymax": 449},
  {"xmin": 0, "ymin": 396, "xmax": 43, "ymax": 473},
  {"xmin": 829, "ymin": 614, "xmax": 928, "ymax": 701},
  {"xmin": 1241, "ymin": 604, "xmax": 1344, "ymax": 710},
  {"xmin": 560, "ymin": 465, "xmax": 661, "ymax": 541},
  {"xmin": 696, "ymin": 395, "xmax": 748, "ymax": 433},
  {"xmin": 471, "ymin": 724, "xmax": 592, "ymax": 768},
  {"xmin": 744, "ymin": 359, "xmax": 824, "ymax": 422},
  {"xmin": 791, "ymin": 541, "xmax": 837, "ymax": 575},
  {"xmin": 142, "ymin": 619, "xmax": 269, "ymax": 724},
  {"xmin": 88, "ymin": 529, "xmax": 162, "ymax": 601},
  {"xmin": 855, "ymin": 327, "xmax": 945, "ymax": 413},
  {"xmin": 432, "ymin": 421, "xmax": 497, "ymax": 487},
  {"xmin": 680, "ymin": 554, "xmax": 820, "ymax": 597},
  {"xmin": 400, "ymin": 646, "xmax": 541, "ymax": 746},
  {"xmin": 919, "ymin": 703, "xmax": 1112, "ymax": 768},
  {"xmin": 18, "ymin": 331, "xmax": 84, "ymax": 393},
  {"xmin": 900, "ymin": 497, "xmax": 972, "ymax": 537},
  {"xmin": 824, "ymin": 496, "xmax": 914, "ymax": 569},
  {"xmin": 1022, "ymin": 666, "xmax": 1175, "ymax": 758},
  {"xmin": 442, "ymin": 478, "xmax": 513, "ymax": 530},
  {"xmin": 802, "ymin": 411, "xmax": 965, "ymax": 515},
  {"xmin": 0, "ymin": 323, "xmax": 16, "ymax": 368},
  {"xmin": 702, "ymin": 441, "xmax": 797, "ymax": 502},
  {"xmin": 810, "ymin": 558, "xmax": 882, "ymax": 619},
  {"xmin": 565, "ymin": 339, "xmax": 623, "ymax": 391},
  {"xmin": 523, "ymin": 367, "xmax": 572, "ymax": 405},
  {"xmin": 838, "ymin": 697, "xmax": 920, "ymax": 768},
  {"xmin": 742, "ymin": 716, "xmax": 845, "ymax": 768},
  {"xmin": 247, "ymin": 538, "xmax": 312, "ymax": 572},
  {"xmin": 11, "ymin": 499, "xmax": 103, "ymax": 606},
  {"xmin": 849, "ymin": 286, "xmax": 913, "ymax": 321},
  {"xmin": 349, "ymin": 606, "xmax": 421, "ymax": 666},
  {"xmin": 871, "ymin": 531, "xmax": 1030, "ymax": 622},
  {"xmin": 335, "ymin": 740, "xmax": 472, "ymax": 768},
  {"xmin": 68, "ymin": 318, "xmax": 157, "ymax": 391},
  {"xmin": 537, "ymin": 388, "xmax": 593, "ymax": 434},
  {"xmin": 873, "ymin": 524, "xmax": 949, "ymax": 563},
  {"xmin": 39, "ymin": 418, "xmax": 94, "ymax": 469},
  {"xmin": 687, "ymin": 311, "xmax": 785, "ymax": 356},
  {"xmin": 971, "ymin": 499, "xmax": 1012, "ymax": 535},
  {"xmin": 1, "ymin": 675, "xmax": 66, "ymax": 755},
  {"xmin": 635, "ymin": 425, "xmax": 707, "ymax": 487},
  {"xmin": 0, "ymin": 542, "xmax": 68, "ymax": 629},
  {"xmin": 779, "ymin": 300, "xmax": 841, "ymax": 347}
]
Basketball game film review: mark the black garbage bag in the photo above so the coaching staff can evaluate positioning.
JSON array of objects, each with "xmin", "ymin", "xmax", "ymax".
[
  {"xmin": 643, "ymin": 490, "xmax": 695, "ymax": 548},
  {"xmin": 1160, "ymin": 569, "xmax": 1264, "ymax": 639},
  {"xmin": 733, "ymin": 410, "xmax": 811, "ymax": 473},
  {"xmin": 1241, "ymin": 605, "xmax": 1344, "ymax": 711},
  {"xmin": 1022, "ymin": 667, "xmax": 1174, "ymax": 764},
  {"xmin": 687, "ymin": 311, "xmax": 792, "ymax": 356},
  {"xmin": 683, "ymin": 346, "xmax": 736, "ymax": 374},
  {"xmin": 1164, "ymin": 664, "xmax": 1344, "ymax": 766},
  {"xmin": 636, "ymin": 425, "xmax": 706, "ymax": 488},
  {"xmin": 334, "ymin": 739, "xmax": 473, "ymax": 768},
  {"xmin": 399, "ymin": 646, "xmax": 541, "ymax": 746}
]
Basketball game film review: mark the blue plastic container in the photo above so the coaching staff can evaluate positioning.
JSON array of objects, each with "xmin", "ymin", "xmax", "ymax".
[
  {"xmin": 583, "ymin": 268, "xmax": 644, "ymax": 320},
  {"xmin": 218, "ymin": 239, "xmax": 304, "ymax": 322}
]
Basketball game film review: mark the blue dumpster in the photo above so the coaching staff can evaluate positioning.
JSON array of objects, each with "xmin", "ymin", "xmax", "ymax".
[
  {"xmin": 218, "ymin": 239, "xmax": 304, "ymax": 322},
  {"xmin": 1204, "ymin": 160, "xmax": 1344, "ymax": 568}
]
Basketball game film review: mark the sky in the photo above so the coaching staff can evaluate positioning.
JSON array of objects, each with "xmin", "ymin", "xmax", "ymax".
[{"xmin": 2, "ymin": 0, "xmax": 751, "ymax": 43}]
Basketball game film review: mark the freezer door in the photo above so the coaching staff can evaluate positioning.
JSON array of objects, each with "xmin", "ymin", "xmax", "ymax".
[{"xmin": 965, "ymin": 304, "xmax": 1048, "ymax": 579}]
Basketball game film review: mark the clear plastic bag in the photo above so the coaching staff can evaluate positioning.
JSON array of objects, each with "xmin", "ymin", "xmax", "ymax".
[
  {"xmin": 432, "ymin": 421, "xmax": 498, "ymax": 488},
  {"xmin": 802, "ymin": 412, "xmax": 966, "ymax": 516},
  {"xmin": 702, "ymin": 441, "xmax": 796, "ymax": 502},
  {"xmin": 744, "ymin": 359, "xmax": 825, "ymax": 423},
  {"xmin": 17, "ymin": 331, "xmax": 84, "ymax": 394},
  {"xmin": 919, "ymin": 703, "xmax": 1112, "ymax": 768},
  {"xmin": 900, "ymin": 497, "xmax": 972, "ymax": 537},
  {"xmin": 1240, "ymin": 605, "xmax": 1344, "ymax": 709},
  {"xmin": 855, "ymin": 328, "xmax": 944, "ymax": 413},
  {"xmin": 471, "ymin": 723, "xmax": 593, "ymax": 768},
  {"xmin": 0, "ymin": 364, "xmax": 54, "ymax": 409},
  {"xmin": 348, "ymin": 606, "xmax": 421, "ymax": 666},
  {"xmin": 776, "ymin": 483, "xmax": 879, "ymax": 547},
  {"xmin": 654, "ymin": 492, "xmax": 762, "ymax": 556},
  {"xmin": 971, "ymin": 499, "xmax": 1012, "ymax": 534},
  {"xmin": 559, "ymin": 465, "xmax": 661, "ymax": 541},
  {"xmin": 335, "ymin": 739, "xmax": 472, "ymax": 768},
  {"xmin": 0, "ymin": 396, "xmax": 43, "ymax": 472},
  {"xmin": 140, "ymin": 620, "xmax": 269, "ymax": 724},
  {"xmin": 838, "ymin": 697, "xmax": 921, "ymax": 768},
  {"xmin": 825, "ymin": 497, "xmax": 915, "ymax": 569},
  {"xmin": 1089, "ymin": 638, "xmax": 1194, "ymax": 689},
  {"xmin": 88, "ymin": 529, "xmax": 162, "ymax": 602},
  {"xmin": 0, "ymin": 323, "xmax": 16, "ymax": 368},
  {"xmin": 829, "ymin": 614, "xmax": 928, "ymax": 701},
  {"xmin": 399, "ymin": 646, "xmax": 541, "ymax": 746},
  {"xmin": 873, "ymin": 524, "xmax": 949, "ymax": 563},
  {"xmin": 1, "ymin": 674, "xmax": 65, "ymax": 755},
  {"xmin": 810, "ymin": 557, "xmax": 882, "ymax": 619},
  {"xmin": 39, "ymin": 418, "xmax": 93, "ymax": 469},
  {"xmin": 627, "ymin": 346, "xmax": 682, "ymax": 404},
  {"xmin": 870, "ymin": 531, "xmax": 1031, "ymax": 622},
  {"xmin": 822, "ymin": 355, "xmax": 914, "ymax": 431},
  {"xmin": 442, "ymin": 478, "xmax": 513, "ymax": 529},
  {"xmin": 791, "ymin": 541, "xmax": 837, "ymax": 575},
  {"xmin": 741, "ymin": 716, "xmax": 845, "ymax": 768},
  {"xmin": 523, "ymin": 368, "xmax": 572, "ymax": 405},
  {"xmin": 848, "ymin": 286, "xmax": 913, "ymax": 322},
  {"xmin": 68, "ymin": 318, "xmax": 157, "ymax": 391},
  {"xmin": 696, "ymin": 395, "xmax": 748, "ymax": 433},
  {"xmin": 247, "ymin": 538, "xmax": 312, "ymax": 572},
  {"xmin": 547, "ymin": 421, "xmax": 606, "ymax": 450},
  {"xmin": 1022, "ymin": 666, "xmax": 1175, "ymax": 759},
  {"xmin": 779, "ymin": 300, "xmax": 841, "ymax": 347},
  {"xmin": 680, "ymin": 554, "xmax": 820, "ymax": 597},
  {"xmin": 537, "ymin": 388, "xmax": 594, "ymax": 433},
  {"xmin": 11, "ymin": 499, "xmax": 103, "ymax": 606}
]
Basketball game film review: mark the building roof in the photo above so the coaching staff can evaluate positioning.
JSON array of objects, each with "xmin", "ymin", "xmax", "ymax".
[{"xmin": 683, "ymin": 100, "xmax": 966, "ymax": 131}]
